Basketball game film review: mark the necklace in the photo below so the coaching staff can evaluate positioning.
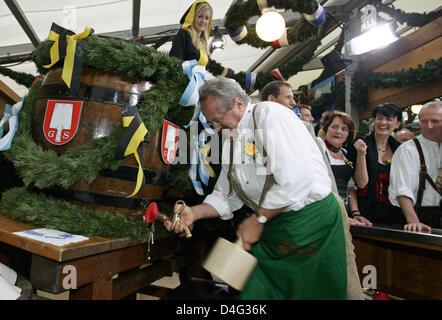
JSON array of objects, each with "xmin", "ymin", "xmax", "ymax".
[{"xmin": 377, "ymin": 145, "xmax": 388, "ymax": 153}]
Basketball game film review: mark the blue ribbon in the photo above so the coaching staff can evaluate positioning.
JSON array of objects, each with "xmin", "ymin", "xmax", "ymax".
[
  {"xmin": 293, "ymin": 107, "xmax": 302, "ymax": 120},
  {"xmin": 179, "ymin": 60, "xmax": 216, "ymax": 194},
  {"xmin": 0, "ymin": 97, "xmax": 25, "ymax": 151},
  {"xmin": 179, "ymin": 59, "xmax": 206, "ymax": 126},
  {"xmin": 189, "ymin": 131, "xmax": 204, "ymax": 195},
  {"xmin": 304, "ymin": 2, "xmax": 326, "ymax": 27}
]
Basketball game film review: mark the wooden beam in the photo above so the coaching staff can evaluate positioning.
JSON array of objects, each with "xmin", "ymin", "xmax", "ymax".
[{"xmin": 0, "ymin": 79, "xmax": 20, "ymax": 107}]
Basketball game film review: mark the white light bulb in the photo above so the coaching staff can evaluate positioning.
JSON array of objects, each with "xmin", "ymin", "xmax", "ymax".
[
  {"xmin": 256, "ymin": 9, "xmax": 286, "ymax": 42},
  {"xmin": 411, "ymin": 104, "xmax": 423, "ymax": 115}
]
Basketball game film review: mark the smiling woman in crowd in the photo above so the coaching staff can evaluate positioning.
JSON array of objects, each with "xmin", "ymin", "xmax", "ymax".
[
  {"xmin": 348, "ymin": 103, "xmax": 405, "ymax": 226},
  {"xmin": 169, "ymin": 0, "xmax": 212, "ymax": 66}
]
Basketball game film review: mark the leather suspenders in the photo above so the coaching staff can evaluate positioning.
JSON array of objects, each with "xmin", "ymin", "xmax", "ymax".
[{"xmin": 412, "ymin": 138, "xmax": 442, "ymax": 209}]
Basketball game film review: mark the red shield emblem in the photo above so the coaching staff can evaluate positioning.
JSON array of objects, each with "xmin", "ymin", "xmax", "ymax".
[
  {"xmin": 43, "ymin": 100, "xmax": 83, "ymax": 145},
  {"xmin": 161, "ymin": 120, "xmax": 179, "ymax": 164}
]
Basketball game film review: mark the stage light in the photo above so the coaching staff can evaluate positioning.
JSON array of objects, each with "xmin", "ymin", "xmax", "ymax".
[
  {"xmin": 210, "ymin": 26, "xmax": 226, "ymax": 53},
  {"xmin": 345, "ymin": 5, "xmax": 398, "ymax": 56}
]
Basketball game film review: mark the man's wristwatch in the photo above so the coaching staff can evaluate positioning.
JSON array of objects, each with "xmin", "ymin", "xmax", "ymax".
[{"xmin": 255, "ymin": 213, "xmax": 268, "ymax": 224}]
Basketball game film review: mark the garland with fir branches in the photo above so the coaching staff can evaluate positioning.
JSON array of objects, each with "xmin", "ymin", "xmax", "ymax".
[
  {"xmin": 0, "ymin": 65, "xmax": 36, "ymax": 88},
  {"xmin": 4, "ymin": 34, "xmax": 194, "ymax": 191},
  {"xmin": 0, "ymin": 187, "xmax": 169, "ymax": 240},
  {"xmin": 377, "ymin": 4, "xmax": 442, "ymax": 27},
  {"xmin": 208, "ymin": 37, "xmax": 322, "ymax": 92},
  {"xmin": 0, "ymin": 34, "xmax": 200, "ymax": 238},
  {"xmin": 224, "ymin": 0, "xmax": 319, "ymax": 49},
  {"xmin": 351, "ymin": 57, "xmax": 442, "ymax": 110}
]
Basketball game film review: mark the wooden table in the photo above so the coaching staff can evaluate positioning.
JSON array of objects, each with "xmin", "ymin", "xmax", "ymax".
[
  {"xmin": 351, "ymin": 224, "xmax": 442, "ymax": 299},
  {"xmin": 0, "ymin": 213, "xmax": 216, "ymax": 299}
]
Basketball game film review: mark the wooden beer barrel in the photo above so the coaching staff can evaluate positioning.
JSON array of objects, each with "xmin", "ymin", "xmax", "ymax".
[{"xmin": 31, "ymin": 67, "xmax": 171, "ymax": 216}]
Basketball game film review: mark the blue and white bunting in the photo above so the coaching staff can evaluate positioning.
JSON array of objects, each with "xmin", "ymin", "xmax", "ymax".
[
  {"xmin": 0, "ymin": 97, "xmax": 25, "ymax": 151},
  {"xmin": 304, "ymin": 1, "xmax": 326, "ymax": 27},
  {"xmin": 179, "ymin": 60, "xmax": 217, "ymax": 195},
  {"xmin": 179, "ymin": 59, "xmax": 206, "ymax": 126}
]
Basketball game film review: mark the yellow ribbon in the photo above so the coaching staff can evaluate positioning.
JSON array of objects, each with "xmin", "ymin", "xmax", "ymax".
[
  {"xmin": 199, "ymin": 143, "xmax": 216, "ymax": 178},
  {"xmin": 44, "ymin": 25, "xmax": 92, "ymax": 90},
  {"xmin": 122, "ymin": 115, "xmax": 148, "ymax": 197}
]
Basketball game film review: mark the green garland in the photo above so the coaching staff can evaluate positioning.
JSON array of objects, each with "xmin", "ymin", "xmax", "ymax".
[
  {"xmin": 0, "ymin": 187, "xmax": 169, "ymax": 240},
  {"xmin": 208, "ymin": 37, "xmax": 322, "ymax": 92},
  {"xmin": 0, "ymin": 66, "xmax": 36, "ymax": 88},
  {"xmin": 4, "ymin": 35, "xmax": 194, "ymax": 190},
  {"xmin": 224, "ymin": 0, "xmax": 318, "ymax": 49},
  {"xmin": 0, "ymin": 34, "xmax": 200, "ymax": 239},
  {"xmin": 351, "ymin": 57, "xmax": 442, "ymax": 110},
  {"xmin": 377, "ymin": 5, "xmax": 442, "ymax": 27}
]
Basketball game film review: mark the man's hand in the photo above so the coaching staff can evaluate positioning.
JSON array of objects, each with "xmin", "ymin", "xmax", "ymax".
[
  {"xmin": 237, "ymin": 214, "xmax": 265, "ymax": 251},
  {"xmin": 348, "ymin": 217, "xmax": 367, "ymax": 226},
  {"xmin": 352, "ymin": 215, "xmax": 373, "ymax": 227},
  {"xmin": 164, "ymin": 205, "xmax": 195, "ymax": 237},
  {"xmin": 404, "ymin": 222, "xmax": 431, "ymax": 233}
]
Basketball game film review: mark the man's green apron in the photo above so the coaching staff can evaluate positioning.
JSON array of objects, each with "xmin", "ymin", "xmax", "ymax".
[
  {"xmin": 239, "ymin": 193, "xmax": 347, "ymax": 299},
  {"xmin": 228, "ymin": 105, "xmax": 347, "ymax": 299}
]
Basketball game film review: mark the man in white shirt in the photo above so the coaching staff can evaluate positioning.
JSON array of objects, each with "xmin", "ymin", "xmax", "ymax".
[
  {"xmin": 389, "ymin": 101, "xmax": 442, "ymax": 232},
  {"xmin": 166, "ymin": 77, "xmax": 349, "ymax": 299},
  {"xmin": 260, "ymin": 81, "xmax": 364, "ymax": 299}
]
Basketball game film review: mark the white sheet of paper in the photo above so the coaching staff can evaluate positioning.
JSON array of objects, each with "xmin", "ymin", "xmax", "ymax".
[
  {"xmin": 13, "ymin": 228, "xmax": 89, "ymax": 246},
  {"xmin": 0, "ymin": 263, "xmax": 17, "ymax": 285},
  {"xmin": 0, "ymin": 275, "xmax": 21, "ymax": 300}
]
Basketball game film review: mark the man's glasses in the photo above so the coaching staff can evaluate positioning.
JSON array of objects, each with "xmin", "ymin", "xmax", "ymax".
[{"xmin": 206, "ymin": 102, "xmax": 234, "ymax": 128}]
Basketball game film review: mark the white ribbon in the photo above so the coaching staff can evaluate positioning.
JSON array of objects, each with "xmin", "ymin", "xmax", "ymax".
[
  {"xmin": 179, "ymin": 59, "xmax": 206, "ymax": 127},
  {"xmin": 0, "ymin": 97, "xmax": 24, "ymax": 151}
]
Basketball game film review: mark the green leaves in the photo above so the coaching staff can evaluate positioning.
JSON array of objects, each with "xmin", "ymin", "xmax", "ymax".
[{"xmin": 351, "ymin": 58, "xmax": 442, "ymax": 110}]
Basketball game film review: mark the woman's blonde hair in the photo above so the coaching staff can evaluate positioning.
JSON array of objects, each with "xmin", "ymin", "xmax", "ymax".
[{"xmin": 188, "ymin": 2, "xmax": 212, "ymax": 55}]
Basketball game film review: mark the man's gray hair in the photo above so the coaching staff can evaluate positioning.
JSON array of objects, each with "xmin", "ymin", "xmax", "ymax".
[
  {"xmin": 199, "ymin": 76, "xmax": 250, "ymax": 110},
  {"xmin": 421, "ymin": 100, "xmax": 442, "ymax": 111}
]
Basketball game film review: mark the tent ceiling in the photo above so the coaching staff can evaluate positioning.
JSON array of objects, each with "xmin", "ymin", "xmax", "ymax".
[{"xmin": 0, "ymin": 0, "xmax": 440, "ymax": 97}]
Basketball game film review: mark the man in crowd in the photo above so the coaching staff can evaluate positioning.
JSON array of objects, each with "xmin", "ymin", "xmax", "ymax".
[
  {"xmin": 394, "ymin": 128, "xmax": 415, "ymax": 143},
  {"xmin": 166, "ymin": 77, "xmax": 360, "ymax": 299},
  {"xmin": 316, "ymin": 110, "xmax": 331, "ymax": 138},
  {"xmin": 260, "ymin": 80, "xmax": 296, "ymax": 110},
  {"xmin": 389, "ymin": 101, "xmax": 442, "ymax": 232},
  {"xmin": 298, "ymin": 104, "xmax": 315, "ymax": 123}
]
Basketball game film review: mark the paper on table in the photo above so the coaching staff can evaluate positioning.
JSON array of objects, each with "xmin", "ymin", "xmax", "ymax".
[
  {"xmin": 0, "ymin": 275, "xmax": 21, "ymax": 300},
  {"xmin": 13, "ymin": 228, "xmax": 89, "ymax": 246},
  {"xmin": 0, "ymin": 262, "xmax": 17, "ymax": 285}
]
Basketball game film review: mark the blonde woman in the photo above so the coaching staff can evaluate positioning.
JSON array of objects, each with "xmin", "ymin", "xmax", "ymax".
[{"xmin": 169, "ymin": 0, "xmax": 212, "ymax": 66}]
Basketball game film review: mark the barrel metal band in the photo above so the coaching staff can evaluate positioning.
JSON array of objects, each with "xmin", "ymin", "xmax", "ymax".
[
  {"xmin": 35, "ymin": 83, "xmax": 143, "ymax": 107},
  {"xmin": 99, "ymin": 165, "xmax": 171, "ymax": 186},
  {"xmin": 39, "ymin": 187, "xmax": 160, "ymax": 211}
]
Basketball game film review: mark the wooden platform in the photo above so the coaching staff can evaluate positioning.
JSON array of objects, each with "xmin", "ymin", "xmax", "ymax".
[{"xmin": 0, "ymin": 213, "xmax": 217, "ymax": 299}]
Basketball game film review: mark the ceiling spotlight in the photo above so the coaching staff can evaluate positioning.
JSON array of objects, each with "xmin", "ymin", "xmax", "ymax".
[
  {"xmin": 256, "ymin": 8, "xmax": 286, "ymax": 42},
  {"xmin": 345, "ymin": 5, "xmax": 399, "ymax": 56},
  {"xmin": 210, "ymin": 26, "xmax": 226, "ymax": 53}
]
